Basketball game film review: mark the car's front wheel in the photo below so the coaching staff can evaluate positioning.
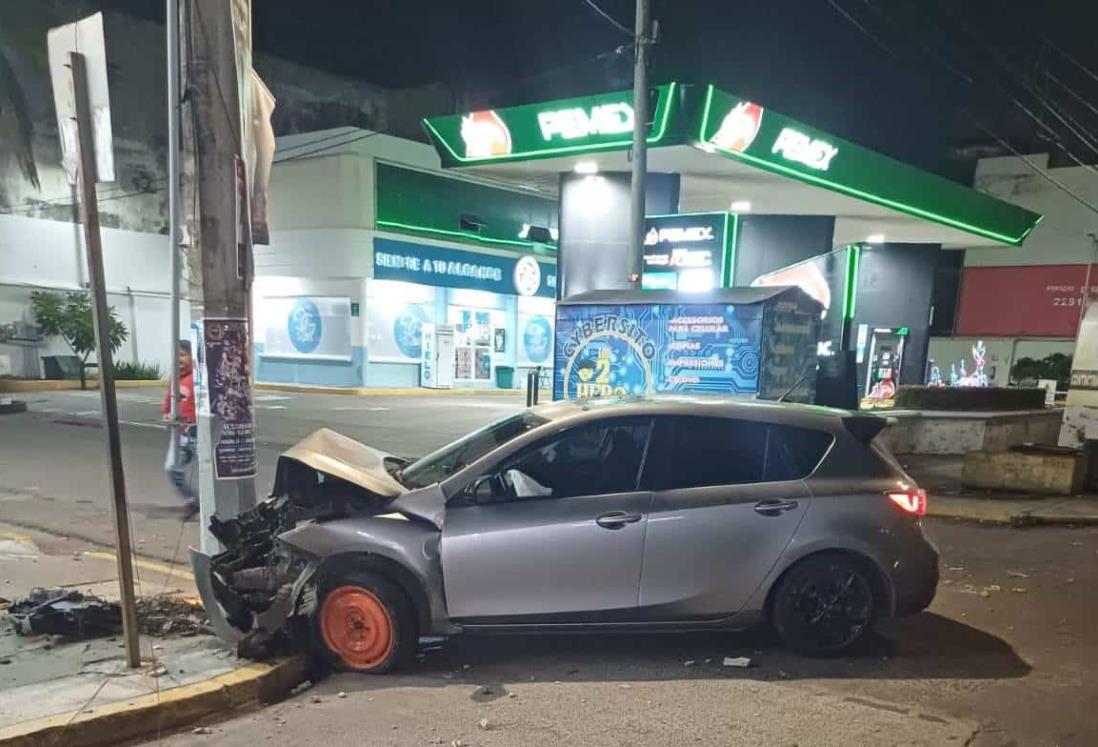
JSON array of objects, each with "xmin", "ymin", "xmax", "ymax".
[
  {"xmin": 771, "ymin": 554, "xmax": 877, "ymax": 656},
  {"xmin": 313, "ymin": 570, "xmax": 416, "ymax": 673}
]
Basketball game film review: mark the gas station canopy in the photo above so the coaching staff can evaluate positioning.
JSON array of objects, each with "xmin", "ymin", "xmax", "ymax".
[{"xmin": 425, "ymin": 82, "xmax": 1042, "ymax": 248}]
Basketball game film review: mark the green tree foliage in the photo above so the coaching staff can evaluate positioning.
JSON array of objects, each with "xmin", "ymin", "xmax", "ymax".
[
  {"xmin": 31, "ymin": 290, "xmax": 128, "ymax": 366},
  {"xmin": 1011, "ymin": 353, "xmax": 1074, "ymax": 387}
]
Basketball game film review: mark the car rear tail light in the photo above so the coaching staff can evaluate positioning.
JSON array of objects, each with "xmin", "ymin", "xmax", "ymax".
[{"xmin": 887, "ymin": 489, "xmax": 927, "ymax": 516}]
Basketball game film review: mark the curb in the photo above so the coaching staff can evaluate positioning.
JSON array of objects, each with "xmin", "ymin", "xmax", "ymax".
[
  {"xmin": 928, "ymin": 504, "xmax": 1098, "ymax": 527},
  {"xmin": 0, "ymin": 379, "xmax": 164, "ymax": 393},
  {"xmin": 256, "ymin": 381, "xmax": 548, "ymax": 397},
  {"xmin": 0, "ymin": 655, "xmax": 308, "ymax": 747}
]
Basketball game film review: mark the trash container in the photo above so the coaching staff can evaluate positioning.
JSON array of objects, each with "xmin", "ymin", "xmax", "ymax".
[{"xmin": 495, "ymin": 365, "xmax": 514, "ymax": 389}]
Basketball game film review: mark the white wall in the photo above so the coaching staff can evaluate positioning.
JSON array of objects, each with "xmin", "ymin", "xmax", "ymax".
[
  {"xmin": 970, "ymin": 154, "xmax": 1098, "ymax": 268},
  {"xmin": 0, "ymin": 213, "xmax": 184, "ymax": 378}
]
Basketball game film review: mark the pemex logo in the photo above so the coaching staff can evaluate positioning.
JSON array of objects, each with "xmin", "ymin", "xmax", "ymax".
[
  {"xmin": 710, "ymin": 101, "xmax": 764, "ymax": 153},
  {"xmin": 460, "ymin": 110, "xmax": 513, "ymax": 158}
]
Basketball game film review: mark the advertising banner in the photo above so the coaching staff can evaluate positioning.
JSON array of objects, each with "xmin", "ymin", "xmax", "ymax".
[
  {"xmin": 424, "ymin": 84, "xmax": 677, "ymax": 166},
  {"xmin": 751, "ymin": 247, "xmax": 849, "ymax": 350},
  {"xmin": 956, "ymin": 264, "xmax": 1098, "ymax": 337},
  {"xmin": 518, "ymin": 297, "xmax": 555, "ymax": 367},
  {"xmin": 554, "ymin": 303, "xmax": 762, "ymax": 400},
  {"xmin": 642, "ymin": 212, "xmax": 731, "ymax": 290},
  {"xmin": 374, "ymin": 238, "xmax": 557, "ymax": 299},
  {"xmin": 365, "ymin": 281, "xmax": 437, "ymax": 363},
  {"xmin": 203, "ymin": 318, "xmax": 256, "ymax": 480},
  {"xmin": 261, "ymin": 296, "xmax": 352, "ymax": 361}
]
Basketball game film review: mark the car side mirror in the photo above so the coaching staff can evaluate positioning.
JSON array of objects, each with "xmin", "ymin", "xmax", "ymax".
[{"xmin": 471, "ymin": 475, "xmax": 496, "ymax": 504}]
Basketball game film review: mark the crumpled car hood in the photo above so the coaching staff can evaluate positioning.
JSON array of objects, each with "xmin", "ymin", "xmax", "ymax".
[{"xmin": 275, "ymin": 427, "xmax": 405, "ymax": 498}]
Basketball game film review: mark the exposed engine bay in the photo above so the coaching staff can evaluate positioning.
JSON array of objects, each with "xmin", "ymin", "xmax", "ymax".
[{"xmin": 199, "ymin": 428, "xmax": 411, "ymax": 655}]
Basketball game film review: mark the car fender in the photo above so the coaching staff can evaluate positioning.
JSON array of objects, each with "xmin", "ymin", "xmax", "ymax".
[
  {"xmin": 742, "ymin": 527, "xmax": 896, "ymax": 618},
  {"xmin": 278, "ymin": 515, "xmax": 454, "ymax": 634}
]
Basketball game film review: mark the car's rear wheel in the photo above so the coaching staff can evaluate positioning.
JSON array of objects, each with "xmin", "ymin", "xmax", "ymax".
[
  {"xmin": 313, "ymin": 570, "xmax": 416, "ymax": 673},
  {"xmin": 771, "ymin": 554, "xmax": 876, "ymax": 656}
]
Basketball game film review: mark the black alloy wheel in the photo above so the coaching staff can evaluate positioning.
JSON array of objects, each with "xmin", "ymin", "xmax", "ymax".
[{"xmin": 772, "ymin": 554, "xmax": 877, "ymax": 656}]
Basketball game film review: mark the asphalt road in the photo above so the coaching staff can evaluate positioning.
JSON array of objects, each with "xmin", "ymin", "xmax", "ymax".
[
  {"xmin": 3, "ymin": 388, "xmax": 1098, "ymax": 744},
  {"xmin": 0, "ymin": 387, "xmax": 524, "ymax": 558},
  {"xmin": 141, "ymin": 519, "xmax": 1097, "ymax": 747}
]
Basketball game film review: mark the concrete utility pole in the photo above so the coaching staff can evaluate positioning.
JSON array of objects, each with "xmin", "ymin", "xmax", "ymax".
[
  {"xmin": 628, "ymin": 0, "xmax": 652, "ymax": 288},
  {"xmin": 187, "ymin": 0, "xmax": 257, "ymax": 551},
  {"xmin": 71, "ymin": 51, "xmax": 141, "ymax": 668}
]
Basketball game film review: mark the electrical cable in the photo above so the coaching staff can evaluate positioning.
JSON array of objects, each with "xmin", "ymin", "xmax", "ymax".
[
  {"xmin": 271, "ymin": 129, "xmax": 382, "ymax": 162},
  {"xmin": 581, "ymin": 0, "xmax": 634, "ymax": 38},
  {"xmin": 825, "ymin": 0, "xmax": 1098, "ymax": 218},
  {"xmin": 924, "ymin": 1, "xmax": 1098, "ymax": 169}
]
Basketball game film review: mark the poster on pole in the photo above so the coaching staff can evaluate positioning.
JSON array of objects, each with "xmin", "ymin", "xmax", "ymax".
[{"xmin": 203, "ymin": 318, "xmax": 256, "ymax": 479}]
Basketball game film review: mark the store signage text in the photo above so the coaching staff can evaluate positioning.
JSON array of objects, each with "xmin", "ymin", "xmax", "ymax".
[
  {"xmin": 538, "ymin": 102, "xmax": 634, "ymax": 141},
  {"xmin": 644, "ymin": 248, "xmax": 713, "ymax": 269},
  {"xmin": 771, "ymin": 127, "xmax": 839, "ymax": 171},
  {"xmin": 377, "ymin": 251, "xmax": 503, "ymax": 282},
  {"xmin": 644, "ymin": 225, "xmax": 715, "ymax": 245},
  {"xmin": 374, "ymin": 238, "xmax": 557, "ymax": 299}
]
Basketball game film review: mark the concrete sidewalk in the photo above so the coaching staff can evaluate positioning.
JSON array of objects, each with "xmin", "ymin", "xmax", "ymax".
[
  {"xmin": 0, "ymin": 524, "xmax": 305, "ymax": 747},
  {"xmin": 928, "ymin": 494, "xmax": 1098, "ymax": 526}
]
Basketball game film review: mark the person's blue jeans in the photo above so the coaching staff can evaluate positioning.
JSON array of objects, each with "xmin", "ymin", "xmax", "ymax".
[{"xmin": 166, "ymin": 426, "xmax": 197, "ymax": 506}]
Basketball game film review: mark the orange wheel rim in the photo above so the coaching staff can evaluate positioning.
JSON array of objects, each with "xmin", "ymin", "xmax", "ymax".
[{"xmin": 320, "ymin": 586, "xmax": 394, "ymax": 670}]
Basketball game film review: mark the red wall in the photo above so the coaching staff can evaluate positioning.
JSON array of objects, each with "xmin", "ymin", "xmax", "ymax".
[{"xmin": 955, "ymin": 264, "xmax": 1097, "ymax": 337}]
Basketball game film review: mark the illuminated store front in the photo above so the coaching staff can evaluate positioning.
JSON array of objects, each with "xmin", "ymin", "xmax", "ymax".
[
  {"xmin": 253, "ymin": 130, "xmax": 558, "ymax": 390},
  {"xmin": 424, "ymin": 83, "xmax": 1042, "ymax": 399}
]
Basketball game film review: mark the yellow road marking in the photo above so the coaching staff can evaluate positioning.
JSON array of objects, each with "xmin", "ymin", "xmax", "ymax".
[
  {"xmin": 83, "ymin": 551, "xmax": 194, "ymax": 581},
  {"xmin": 0, "ymin": 527, "xmax": 35, "ymax": 544}
]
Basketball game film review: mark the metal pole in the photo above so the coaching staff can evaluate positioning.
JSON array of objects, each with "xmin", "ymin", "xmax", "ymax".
[
  {"xmin": 628, "ymin": 0, "xmax": 651, "ymax": 288},
  {"xmin": 167, "ymin": 0, "xmax": 182, "ymax": 466},
  {"xmin": 71, "ymin": 51, "xmax": 141, "ymax": 669}
]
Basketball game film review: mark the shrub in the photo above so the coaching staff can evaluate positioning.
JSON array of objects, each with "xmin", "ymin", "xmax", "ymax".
[{"xmin": 113, "ymin": 360, "xmax": 162, "ymax": 380}]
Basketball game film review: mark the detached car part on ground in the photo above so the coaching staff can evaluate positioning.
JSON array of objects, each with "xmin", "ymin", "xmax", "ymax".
[{"xmin": 191, "ymin": 398, "xmax": 939, "ymax": 673}]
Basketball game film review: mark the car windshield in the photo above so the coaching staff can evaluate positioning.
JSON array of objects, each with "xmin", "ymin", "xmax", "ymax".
[{"xmin": 400, "ymin": 411, "xmax": 548, "ymax": 489}]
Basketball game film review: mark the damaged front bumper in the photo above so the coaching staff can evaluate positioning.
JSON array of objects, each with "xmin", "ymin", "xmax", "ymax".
[
  {"xmin": 189, "ymin": 429, "xmax": 409, "ymax": 654},
  {"xmin": 190, "ymin": 497, "xmax": 322, "ymax": 656}
]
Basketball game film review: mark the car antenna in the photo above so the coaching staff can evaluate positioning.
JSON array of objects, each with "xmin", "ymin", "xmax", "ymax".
[{"xmin": 776, "ymin": 371, "xmax": 812, "ymax": 403}]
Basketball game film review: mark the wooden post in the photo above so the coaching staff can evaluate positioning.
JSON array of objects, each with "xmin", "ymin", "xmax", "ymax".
[{"xmin": 70, "ymin": 51, "xmax": 141, "ymax": 669}]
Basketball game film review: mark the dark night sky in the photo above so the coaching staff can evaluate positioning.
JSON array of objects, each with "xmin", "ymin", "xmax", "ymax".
[{"xmin": 101, "ymin": 0, "xmax": 1098, "ymax": 178}]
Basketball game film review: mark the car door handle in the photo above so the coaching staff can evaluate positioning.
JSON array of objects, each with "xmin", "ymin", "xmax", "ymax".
[
  {"xmin": 753, "ymin": 499, "xmax": 800, "ymax": 516},
  {"xmin": 595, "ymin": 511, "xmax": 643, "ymax": 529}
]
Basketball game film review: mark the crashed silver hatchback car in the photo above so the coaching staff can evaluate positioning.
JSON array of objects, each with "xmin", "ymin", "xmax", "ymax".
[{"xmin": 191, "ymin": 397, "xmax": 938, "ymax": 673}]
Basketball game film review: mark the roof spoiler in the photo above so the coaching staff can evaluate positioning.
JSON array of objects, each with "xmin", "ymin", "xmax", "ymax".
[{"xmin": 841, "ymin": 414, "xmax": 889, "ymax": 443}]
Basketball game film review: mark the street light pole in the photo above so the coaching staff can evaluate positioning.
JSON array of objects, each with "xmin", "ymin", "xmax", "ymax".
[
  {"xmin": 628, "ymin": 0, "xmax": 651, "ymax": 288},
  {"xmin": 166, "ymin": 0, "xmax": 182, "ymax": 466}
]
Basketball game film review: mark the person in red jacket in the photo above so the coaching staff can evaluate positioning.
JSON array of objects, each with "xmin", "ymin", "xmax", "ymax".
[{"xmin": 162, "ymin": 339, "xmax": 198, "ymax": 518}]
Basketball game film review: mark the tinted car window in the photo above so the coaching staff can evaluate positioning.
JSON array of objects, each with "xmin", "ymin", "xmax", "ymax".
[
  {"xmin": 402, "ymin": 412, "xmax": 547, "ymax": 488},
  {"xmin": 498, "ymin": 419, "xmax": 651, "ymax": 500},
  {"xmin": 764, "ymin": 425, "xmax": 834, "ymax": 481},
  {"xmin": 668, "ymin": 417, "xmax": 768, "ymax": 488}
]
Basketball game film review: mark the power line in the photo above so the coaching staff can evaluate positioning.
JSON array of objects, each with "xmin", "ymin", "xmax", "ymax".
[
  {"xmin": 824, "ymin": 0, "xmax": 1098, "ymax": 218},
  {"xmin": 581, "ymin": 0, "xmax": 634, "ymax": 38},
  {"xmin": 1044, "ymin": 38, "xmax": 1098, "ymax": 89},
  {"xmin": 272, "ymin": 130, "xmax": 382, "ymax": 163}
]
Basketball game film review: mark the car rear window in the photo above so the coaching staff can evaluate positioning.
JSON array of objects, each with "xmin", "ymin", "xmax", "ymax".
[
  {"xmin": 765, "ymin": 424, "xmax": 835, "ymax": 481},
  {"xmin": 664, "ymin": 417, "xmax": 833, "ymax": 489}
]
